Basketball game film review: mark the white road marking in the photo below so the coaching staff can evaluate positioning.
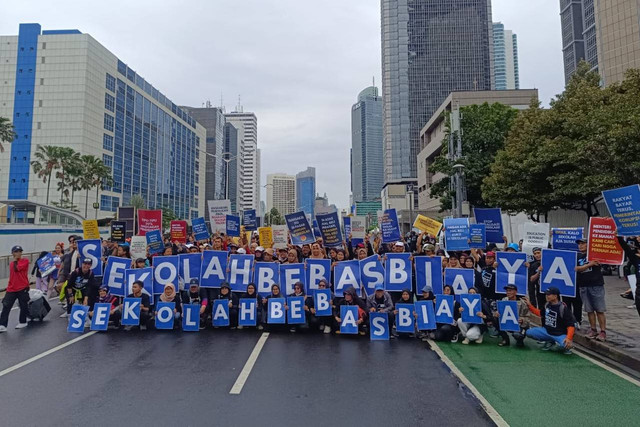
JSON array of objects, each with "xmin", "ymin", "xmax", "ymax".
[
  {"xmin": 229, "ymin": 332, "xmax": 270, "ymax": 395},
  {"xmin": 574, "ymin": 348, "xmax": 640, "ymax": 387},
  {"xmin": 427, "ymin": 339, "xmax": 509, "ymax": 427},
  {"xmin": 0, "ymin": 331, "xmax": 97, "ymax": 378}
]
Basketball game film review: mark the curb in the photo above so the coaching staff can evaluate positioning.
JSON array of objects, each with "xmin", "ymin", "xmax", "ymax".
[{"xmin": 573, "ymin": 333, "xmax": 640, "ymax": 373}]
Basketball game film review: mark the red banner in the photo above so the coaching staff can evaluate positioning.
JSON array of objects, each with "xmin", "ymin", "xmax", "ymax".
[
  {"xmin": 587, "ymin": 217, "xmax": 624, "ymax": 265},
  {"xmin": 170, "ymin": 220, "xmax": 188, "ymax": 243},
  {"xmin": 137, "ymin": 209, "xmax": 162, "ymax": 236}
]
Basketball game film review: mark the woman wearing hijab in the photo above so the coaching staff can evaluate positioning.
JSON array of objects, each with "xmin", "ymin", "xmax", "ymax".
[
  {"xmin": 287, "ymin": 282, "xmax": 309, "ymax": 332},
  {"xmin": 90, "ymin": 285, "xmax": 121, "ymax": 327},
  {"xmin": 262, "ymin": 283, "xmax": 285, "ymax": 332},
  {"xmin": 393, "ymin": 288, "xmax": 415, "ymax": 338},
  {"xmin": 306, "ymin": 279, "xmax": 334, "ymax": 334},
  {"xmin": 334, "ymin": 286, "xmax": 367, "ymax": 335},
  {"xmin": 433, "ymin": 285, "xmax": 460, "ymax": 342},
  {"xmin": 241, "ymin": 283, "xmax": 262, "ymax": 330},
  {"xmin": 217, "ymin": 283, "xmax": 239, "ymax": 328},
  {"xmin": 159, "ymin": 283, "xmax": 181, "ymax": 329}
]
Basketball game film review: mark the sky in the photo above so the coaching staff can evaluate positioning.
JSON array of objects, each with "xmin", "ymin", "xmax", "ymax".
[{"xmin": 1, "ymin": 0, "xmax": 565, "ymax": 212}]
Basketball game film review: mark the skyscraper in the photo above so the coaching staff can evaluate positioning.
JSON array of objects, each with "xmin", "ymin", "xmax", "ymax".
[
  {"xmin": 225, "ymin": 109, "xmax": 259, "ymax": 212},
  {"xmin": 0, "ymin": 23, "xmax": 206, "ymax": 219},
  {"xmin": 266, "ymin": 173, "xmax": 296, "ymax": 216},
  {"xmin": 560, "ymin": 0, "xmax": 597, "ymax": 83},
  {"xmin": 351, "ymin": 86, "xmax": 383, "ymax": 203},
  {"xmin": 380, "ymin": 0, "xmax": 493, "ymax": 187},
  {"xmin": 493, "ymin": 23, "xmax": 520, "ymax": 90},
  {"xmin": 224, "ymin": 122, "xmax": 239, "ymax": 213},
  {"xmin": 296, "ymin": 167, "xmax": 316, "ymax": 219}
]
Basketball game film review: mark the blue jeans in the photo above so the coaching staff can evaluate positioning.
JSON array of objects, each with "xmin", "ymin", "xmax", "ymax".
[{"xmin": 526, "ymin": 327, "xmax": 566, "ymax": 347}]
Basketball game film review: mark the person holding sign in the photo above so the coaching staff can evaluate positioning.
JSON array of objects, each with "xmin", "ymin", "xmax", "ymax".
[
  {"xmin": 184, "ymin": 279, "xmax": 209, "ymax": 329},
  {"xmin": 32, "ymin": 251, "xmax": 52, "ymax": 294},
  {"xmin": 218, "ymin": 283, "xmax": 239, "ymax": 329},
  {"xmin": 241, "ymin": 283, "xmax": 263, "ymax": 330},
  {"xmin": 394, "ymin": 289, "xmax": 415, "ymax": 338},
  {"xmin": 306, "ymin": 279, "xmax": 334, "ymax": 334},
  {"xmin": 617, "ymin": 234, "xmax": 640, "ymax": 318},
  {"xmin": 0, "ymin": 246, "xmax": 30, "ymax": 332},
  {"xmin": 287, "ymin": 282, "xmax": 309, "ymax": 333},
  {"xmin": 576, "ymin": 238, "xmax": 606, "ymax": 341},
  {"xmin": 456, "ymin": 287, "xmax": 490, "ymax": 345},
  {"xmin": 366, "ymin": 284, "xmax": 395, "ymax": 336},
  {"xmin": 123, "ymin": 280, "xmax": 153, "ymax": 330},
  {"xmin": 158, "ymin": 284, "xmax": 182, "ymax": 329},
  {"xmin": 61, "ymin": 259, "xmax": 98, "ymax": 318},
  {"xmin": 523, "ymin": 287, "xmax": 575, "ymax": 354},
  {"xmin": 494, "ymin": 284, "xmax": 530, "ymax": 347},
  {"xmin": 334, "ymin": 287, "xmax": 366, "ymax": 335},
  {"xmin": 89, "ymin": 285, "xmax": 121, "ymax": 328},
  {"xmin": 262, "ymin": 284, "xmax": 285, "ymax": 331},
  {"xmin": 527, "ymin": 248, "xmax": 546, "ymax": 312},
  {"xmin": 434, "ymin": 285, "xmax": 460, "ymax": 342}
]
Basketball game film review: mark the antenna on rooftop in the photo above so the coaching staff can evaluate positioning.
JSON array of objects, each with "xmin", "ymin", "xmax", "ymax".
[{"xmin": 236, "ymin": 95, "xmax": 243, "ymax": 113}]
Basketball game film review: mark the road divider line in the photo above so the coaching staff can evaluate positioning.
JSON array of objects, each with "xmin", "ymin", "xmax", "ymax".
[
  {"xmin": 0, "ymin": 331, "xmax": 97, "ymax": 378},
  {"xmin": 229, "ymin": 332, "xmax": 269, "ymax": 395},
  {"xmin": 427, "ymin": 339, "xmax": 509, "ymax": 427},
  {"xmin": 574, "ymin": 348, "xmax": 640, "ymax": 387}
]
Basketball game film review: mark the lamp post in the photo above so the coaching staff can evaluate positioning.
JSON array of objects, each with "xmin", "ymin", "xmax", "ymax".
[
  {"xmin": 197, "ymin": 148, "xmax": 237, "ymax": 201},
  {"xmin": 263, "ymin": 183, "xmax": 273, "ymax": 225},
  {"xmin": 452, "ymin": 163, "xmax": 465, "ymax": 218}
]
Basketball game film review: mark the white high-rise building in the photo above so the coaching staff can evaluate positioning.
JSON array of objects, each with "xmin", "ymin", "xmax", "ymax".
[
  {"xmin": 266, "ymin": 173, "xmax": 296, "ymax": 216},
  {"xmin": 225, "ymin": 109, "xmax": 259, "ymax": 212},
  {"xmin": 493, "ymin": 22, "xmax": 520, "ymax": 90}
]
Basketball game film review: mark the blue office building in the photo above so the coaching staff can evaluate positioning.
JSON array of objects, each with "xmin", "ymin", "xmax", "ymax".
[{"xmin": 296, "ymin": 167, "xmax": 316, "ymax": 219}]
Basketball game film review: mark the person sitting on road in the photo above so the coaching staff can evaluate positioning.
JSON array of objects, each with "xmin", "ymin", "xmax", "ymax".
[
  {"xmin": 434, "ymin": 285, "xmax": 460, "ymax": 342},
  {"xmin": 89, "ymin": 285, "xmax": 121, "ymax": 328},
  {"xmin": 494, "ymin": 284, "xmax": 530, "ymax": 347},
  {"xmin": 218, "ymin": 282, "xmax": 238, "ymax": 329},
  {"xmin": 306, "ymin": 279, "xmax": 334, "ymax": 334},
  {"xmin": 393, "ymin": 288, "xmax": 415, "ymax": 338},
  {"xmin": 263, "ymin": 284, "xmax": 286, "ymax": 332},
  {"xmin": 123, "ymin": 280, "xmax": 153, "ymax": 330},
  {"xmin": 523, "ymin": 287, "xmax": 575, "ymax": 354},
  {"xmin": 334, "ymin": 286, "xmax": 367, "ymax": 335},
  {"xmin": 457, "ymin": 287, "xmax": 491, "ymax": 345},
  {"xmin": 417, "ymin": 285, "xmax": 435, "ymax": 341},
  {"xmin": 61, "ymin": 258, "xmax": 98, "ymax": 318},
  {"xmin": 241, "ymin": 283, "xmax": 262, "ymax": 330},
  {"xmin": 286, "ymin": 282, "xmax": 309, "ymax": 333},
  {"xmin": 366, "ymin": 283, "xmax": 395, "ymax": 335},
  {"xmin": 159, "ymin": 283, "xmax": 182, "ymax": 329},
  {"xmin": 184, "ymin": 278, "xmax": 208, "ymax": 329}
]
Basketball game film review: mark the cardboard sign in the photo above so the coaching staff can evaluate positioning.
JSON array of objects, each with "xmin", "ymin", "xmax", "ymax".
[
  {"xmin": 130, "ymin": 236, "xmax": 147, "ymax": 260},
  {"xmin": 413, "ymin": 214, "xmax": 442, "ymax": 237},
  {"xmin": 473, "ymin": 208, "xmax": 504, "ymax": 243},
  {"xmin": 522, "ymin": 222, "xmax": 549, "ymax": 255},
  {"xmin": 602, "ymin": 185, "xmax": 640, "ymax": 236},
  {"xmin": 272, "ymin": 225, "xmax": 288, "ymax": 249},
  {"xmin": 258, "ymin": 227, "xmax": 274, "ymax": 248},
  {"xmin": 110, "ymin": 220, "xmax": 126, "ymax": 243},
  {"xmin": 587, "ymin": 217, "xmax": 624, "ymax": 265},
  {"xmin": 285, "ymin": 211, "xmax": 315, "ymax": 245},
  {"xmin": 208, "ymin": 200, "xmax": 231, "ymax": 234},
  {"xmin": 443, "ymin": 218, "xmax": 470, "ymax": 251},
  {"xmin": 170, "ymin": 220, "xmax": 187, "ymax": 243},
  {"xmin": 137, "ymin": 209, "xmax": 162, "ymax": 236},
  {"xmin": 83, "ymin": 219, "xmax": 100, "ymax": 240}
]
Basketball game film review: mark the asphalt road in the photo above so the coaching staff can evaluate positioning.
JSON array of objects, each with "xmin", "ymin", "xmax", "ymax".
[{"xmin": 0, "ymin": 302, "xmax": 493, "ymax": 427}]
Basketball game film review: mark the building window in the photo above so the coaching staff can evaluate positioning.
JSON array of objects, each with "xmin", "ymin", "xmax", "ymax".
[
  {"xmin": 105, "ymin": 93, "xmax": 115, "ymax": 112},
  {"xmin": 103, "ymin": 134, "xmax": 113, "ymax": 151},
  {"xmin": 41, "ymin": 57, "xmax": 45, "ymax": 64},
  {"xmin": 106, "ymin": 73, "xmax": 116, "ymax": 92},
  {"xmin": 102, "ymin": 154, "xmax": 113, "ymax": 168},
  {"xmin": 104, "ymin": 113, "xmax": 114, "ymax": 132}
]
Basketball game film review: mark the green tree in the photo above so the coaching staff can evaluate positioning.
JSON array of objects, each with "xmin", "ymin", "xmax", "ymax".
[
  {"xmin": 79, "ymin": 155, "xmax": 112, "ymax": 218},
  {"xmin": 161, "ymin": 206, "xmax": 177, "ymax": 231},
  {"xmin": 266, "ymin": 207, "xmax": 285, "ymax": 225},
  {"xmin": 55, "ymin": 147, "xmax": 80, "ymax": 205},
  {"xmin": 30, "ymin": 145, "xmax": 60, "ymax": 204},
  {"xmin": 428, "ymin": 102, "xmax": 519, "ymax": 211},
  {"xmin": 0, "ymin": 117, "xmax": 16, "ymax": 152},
  {"xmin": 128, "ymin": 194, "xmax": 146, "ymax": 210}
]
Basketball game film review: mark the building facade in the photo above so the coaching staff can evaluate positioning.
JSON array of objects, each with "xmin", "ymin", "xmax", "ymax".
[
  {"xmin": 380, "ymin": 0, "xmax": 494, "ymax": 188},
  {"xmin": 181, "ymin": 106, "xmax": 225, "ymax": 202},
  {"xmin": 223, "ymin": 122, "xmax": 239, "ymax": 213},
  {"xmin": 493, "ymin": 23, "xmax": 520, "ymax": 90},
  {"xmin": 351, "ymin": 86, "xmax": 383, "ymax": 203},
  {"xmin": 224, "ymin": 110, "xmax": 259, "ymax": 212},
  {"xmin": 0, "ymin": 23, "xmax": 206, "ymax": 219},
  {"xmin": 296, "ymin": 167, "xmax": 316, "ymax": 219},
  {"xmin": 266, "ymin": 173, "xmax": 295, "ymax": 216}
]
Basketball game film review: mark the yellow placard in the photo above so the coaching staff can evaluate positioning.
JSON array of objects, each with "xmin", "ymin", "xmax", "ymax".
[
  {"xmin": 83, "ymin": 220, "xmax": 100, "ymax": 239},
  {"xmin": 413, "ymin": 214, "xmax": 443, "ymax": 236},
  {"xmin": 258, "ymin": 227, "xmax": 273, "ymax": 248}
]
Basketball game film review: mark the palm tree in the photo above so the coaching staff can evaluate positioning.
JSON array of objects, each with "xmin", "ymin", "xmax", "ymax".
[
  {"xmin": 55, "ymin": 147, "xmax": 80, "ymax": 205},
  {"xmin": 129, "ymin": 194, "xmax": 146, "ymax": 210},
  {"xmin": 30, "ymin": 145, "xmax": 60, "ymax": 204},
  {"xmin": 0, "ymin": 117, "xmax": 16, "ymax": 152},
  {"xmin": 79, "ymin": 155, "xmax": 112, "ymax": 218},
  {"xmin": 67, "ymin": 156, "xmax": 84, "ymax": 207}
]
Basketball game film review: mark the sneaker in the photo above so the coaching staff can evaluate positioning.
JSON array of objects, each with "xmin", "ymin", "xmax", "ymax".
[
  {"xmin": 462, "ymin": 338, "xmax": 470, "ymax": 345},
  {"xmin": 476, "ymin": 335, "xmax": 483, "ymax": 344},
  {"xmin": 585, "ymin": 329, "xmax": 598, "ymax": 339},
  {"xmin": 335, "ymin": 330, "xmax": 341, "ymax": 335},
  {"xmin": 257, "ymin": 325, "xmax": 264, "ymax": 330},
  {"xmin": 59, "ymin": 312, "xmax": 69, "ymax": 318},
  {"xmin": 237, "ymin": 326, "xmax": 243, "ymax": 330},
  {"xmin": 289, "ymin": 327, "xmax": 296, "ymax": 333},
  {"xmin": 621, "ymin": 292, "xmax": 634, "ymax": 300},
  {"xmin": 574, "ymin": 322, "xmax": 581, "ymax": 331},
  {"xmin": 627, "ymin": 304, "xmax": 636, "ymax": 309},
  {"xmin": 596, "ymin": 331, "xmax": 607, "ymax": 342},
  {"xmin": 15, "ymin": 323, "xmax": 28, "ymax": 329},
  {"xmin": 358, "ymin": 330, "xmax": 366, "ymax": 336},
  {"xmin": 564, "ymin": 349, "xmax": 573, "ymax": 355},
  {"xmin": 541, "ymin": 342, "xmax": 553, "ymax": 351},
  {"xmin": 323, "ymin": 325, "xmax": 331, "ymax": 334},
  {"xmin": 450, "ymin": 333, "xmax": 459, "ymax": 343},
  {"xmin": 0, "ymin": 325, "xmax": 7, "ymax": 332}
]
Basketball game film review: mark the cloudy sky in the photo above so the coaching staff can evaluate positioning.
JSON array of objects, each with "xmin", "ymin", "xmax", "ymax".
[{"xmin": 2, "ymin": 0, "xmax": 565, "ymax": 211}]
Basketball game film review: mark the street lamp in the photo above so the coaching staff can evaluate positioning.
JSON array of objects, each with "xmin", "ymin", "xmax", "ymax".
[
  {"xmin": 197, "ymin": 148, "xmax": 238, "ymax": 200},
  {"xmin": 452, "ymin": 163, "xmax": 465, "ymax": 218}
]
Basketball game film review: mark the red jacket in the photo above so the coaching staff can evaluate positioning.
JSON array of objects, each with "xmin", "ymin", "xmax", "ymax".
[{"xmin": 8, "ymin": 258, "xmax": 30, "ymax": 292}]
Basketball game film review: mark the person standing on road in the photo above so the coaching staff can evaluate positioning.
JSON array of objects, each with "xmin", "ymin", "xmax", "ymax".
[
  {"xmin": 617, "ymin": 234, "xmax": 640, "ymax": 318},
  {"xmin": 575, "ymin": 238, "xmax": 607, "ymax": 341},
  {"xmin": 0, "ymin": 245, "xmax": 30, "ymax": 332},
  {"xmin": 523, "ymin": 287, "xmax": 575, "ymax": 354}
]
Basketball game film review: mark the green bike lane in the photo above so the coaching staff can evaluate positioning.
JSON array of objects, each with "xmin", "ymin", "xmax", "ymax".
[{"xmin": 433, "ymin": 338, "xmax": 640, "ymax": 426}]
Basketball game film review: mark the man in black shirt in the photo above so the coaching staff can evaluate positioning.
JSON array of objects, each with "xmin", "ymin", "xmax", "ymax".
[
  {"xmin": 122, "ymin": 280, "xmax": 153, "ymax": 329},
  {"xmin": 527, "ymin": 247, "xmax": 547, "ymax": 313},
  {"xmin": 60, "ymin": 258, "xmax": 97, "ymax": 317},
  {"xmin": 524, "ymin": 287, "xmax": 576, "ymax": 354},
  {"xmin": 576, "ymin": 238, "xmax": 606, "ymax": 341}
]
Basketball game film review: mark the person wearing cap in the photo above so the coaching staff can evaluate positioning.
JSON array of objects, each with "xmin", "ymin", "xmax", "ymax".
[
  {"xmin": 416, "ymin": 285, "xmax": 436, "ymax": 341},
  {"xmin": 184, "ymin": 278, "xmax": 209, "ymax": 328},
  {"xmin": 228, "ymin": 242, "xmax": 239, "ymax": 255},
  {"xmin": 189, "ymin": 245, "xmax": 200, "ymax": 254},
  {"xmin": 523, "ymin": 287, "xmax": 576, "ymax": 354},
  {"xmin": 61, "ymin": 258, "xmax": 98, "ymax": 318},
  {"xmin": 493, "ymin": 284, "xmax": 530, "ymax": 347},
  {"xmin": 254, "ymin": 246, "xmax": 264, "ymax": 262},
  {"xmin": 392, "ymin": 241, "xmax": 406, "ymax": 253},
  {"xmin": 217, "ymin": 282, "xmax": 239, "ymax": 328},
  {"xmin": 505, "ymin": 243, "xmax": 520, "ymax": 253},
  {"xmin": 89, "ymin": 285, "xmax": 121, "ymax": 328},
  {"xmin": 366, "ymin": 283, "xmax": 395, "ymax": 336},
  {"xmin": 262, "ymin": 248, "xmax": 275, "ymax": 262},
  {"xmin": 276, "ymin": 247, "xmax": 288, "ymax": 264},
  {"xmin": 457, "ymin": 287, "xmax": 491, "ymax": 345},
  {"xmin": 576, "ymin": 238, "xmax": 606, "ymax": 341},
  {"xmin": 527, "ymin": 247, "xmax": 546, "ymax": 313},
  {"xmin": 134, "ymin": 258, "xmax": 147, "ymax": 269},
  {"xmin": 237, "ymin": 248, "xmax": 247, "ymax": 254},
  {"xmin": 0, "ymin": 245, "xmax": 30, "ymax": 331}
]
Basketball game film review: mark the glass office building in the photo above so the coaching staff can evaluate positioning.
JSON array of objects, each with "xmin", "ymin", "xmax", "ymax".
[
  {"xmin": 493, "ymin": 23, "xmax": 520, "ymax": 90},
  {"xmin": 296, "ymin": 167, "xmax": 316, "ymax": 219},
  {"xmin": 381, "ymin": 0, "xmax": 493, "ymax": 185},
  {"xmin": 351, "ymin": 86, "xmax": 383, "ymax": 202},
  {"xmin": 0, "ymin": 23, "xmax": 206, "ymax": 219}
]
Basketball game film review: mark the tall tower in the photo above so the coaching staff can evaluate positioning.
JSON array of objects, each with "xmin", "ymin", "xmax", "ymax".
[
  {"xmin": 351, "ymin": 86, "xmax": 383, "ymax": 203},
  {"xmin": 493, "ymin": 23, "xmax": 520, "ymax": 90}
]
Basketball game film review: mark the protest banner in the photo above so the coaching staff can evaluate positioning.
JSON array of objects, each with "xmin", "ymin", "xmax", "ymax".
[
  {"xmin": 522, "ymin": 222, "xmax": 549, "ymax": 255},
  {"xmin": 415, "ymin": 300, "xmax": 436, "ymax": 330},
  {"xmin": 469, "ymin": 224, "xmax": 486, "ymax": 249},
  {"xmin": 313, "ymin": 289, "xmax": 333, "ymax": 316},
  {"xmin": 360, "ymin": 255, "xmax": 385, "ymax": 296},
  {"xmin": 182, "ymin": 304, "xmax": 201, "ymax": 331},
  {"xmin": 435, "ymin": 295, "xmax": 454, "ymax": 324},
  {"xmin": 227, "ymin": 254, "xmax": 253, "ymax": 292},
  {"xmin": 415, "ymin": 256, "xmax": 443, "ymax": 295},
  {"xmin": 285, "ymin": 211, "xmax": 315, "ymax": 245},
  {"xmin": 334, "ymin": 260, "xmax": 361, "ymax": 297},
  {"xmin": 443, "ymin": 218, "xmax": 470, "ymax": 251},
  {"xmin": 179, "ymin": 253, "xmax": 202, "ymax": 285},
  {"xmin": 306, "ymin": 259, "xmax": 331, "ymax": 291},
  {"xmin": 254, "ymin": 262, "xmax": 279, "ymax": 296},
  {"xmin": 473, "ymin": 208, "xmax": 504, "ymax": 243},
  {"xmin": 496, "ymin": 252, "xmax": 528, "ymax": 295},
  {"xmin": 82, "ymin": 219, "xmax": 100, "ymax": 240},
  {"xmin": 317, "ymin": 212, "xmax": 343, "ymax": 247},
  {"xmin": 395, "ymin": 303, "xmax": 415, "ymax": 333},
  {"xmin": 137, "ymin": 209, "xmax": 162, "ymax": 236},
  {"xmin": 541, "ymin": 249, "xmax": 577, "ymax": 297},
  {"xmin": 369, "ymin": 312, "xmax": 390, "ymax": 340},
  {"xmin": 238, "ymin": 299, "xmax": 257, "ymax": 327},
  {"xmin": 90, "ymin": 303, "xmax": 111, "ymax": 331},
  {"xmin": 460, "ymin": 294, "xmax": 483, "ymax": 324},
  {"xmin": 77, "ymin": 239, "xmax": 103, "ymax": 276},
  {"xmin": 212, "ymin": 300, "xmax": 230, "ymax": 327},
  {"xmin": 351, "ymin": 215, "xmax": 366, "ymax": 246},
  {"xmin": 380, "ymin": 209, "xmax": 401, "ymax": 243},
  {"xmin": 444, "ymin": 268, "xmax": 474, "ymax": 294},
  {"xmin": 153, "ymin": 256, "xmax": 179, "ymax": 294},
  {"xmin": 587, "ymin": 217, "xmax": 624, "ymax": 265},
  {"xmin": 258, "ymin": 227, "xmax": 273, "ymax": 248},
  {"xmin": 280, "ymin": 263, "xmax": 305, "ymax": 295},
  {"xmin": 207, "ymin": 200, "xmax": 231, "ymax": 234},
  {"xmin": 102, "ymin": 256, "xmax": 131, "ymax": 297},
  {"xmin": 313, "ymin": 219, "xmax": 322, "ymax": 239},
  {"xmin": 36, "ymin": 253, "xmax": 57, "ymax": 277},
  {"xmin": 413, "ymin": 214, "xmax": 443, "ymax": 237},
  {"xmin": 343, "ymin": 216, "xmax": 351, "ymax": 239},
  {"xmin": 339, "ymin": 306, "xmax": 359, "ymax": 334},
  {"xmin": 272, "ymin": 225, "xmax": 288, "ymax": 249},
  {"xmin": 67, "ymin": 305, "xmax": 89, "ymax": 333},
  {"xmin": 191, "ymin": 217, "xmax": 210, "ymax": 241},
  {"xmin": 117, "ymin": 206, "xmax": 135, "ymax": 238},
  {"xmin": 268, "ymin": 298, "xmax": 286, "ymax": 324},
  {"xmin": 497, "ymin": 301, "xmax": 520, "ymax": 332},
  {"xmin": 551, "ymin": 228, "xmax": 583, "ymax": 251},
  {"xmin": 243, "ymin": 209, "xmax": 258, "ymax": 231},
  {"xmin": 384, "ymin": 253, "xmax": 412, "ymax": 292},
  {"xmin": 146, "ymin": 230, "xmax": 164, "ymax": 255},
  {"xmin": 170, "ymin": 220, "xmax": 187, "ymax": 243},
  {"xmin": 602, "ymin": 185, "xmax": 640, "ymax": 236},
  {"xmin": 121, "ymin": 298, "xmax": 142, "ymax": 326},
  {"xmin": 125, "ymin": 268, "xmax": 154, "ymax": 303},
  {"xmin": 200, "ymin": 251, "xmax": 228, "ymax": 288},
  {"xmin": 226, "ymin": 215, "xmax": 240, "ymax": 237},
  {"xmin": 130, "ymin": 236, "xmax": 147, "ymax": 260},
  {"xmin": 287, "ymin": 296, "xmax": 306, "ymax": 324},
  {"xmin": 155, "ymin": 302, "xmax": 175, "ymax": 330},
  {"xmin": 110, "ymin": 220, "xmax": 126, "ymax": 243}
]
